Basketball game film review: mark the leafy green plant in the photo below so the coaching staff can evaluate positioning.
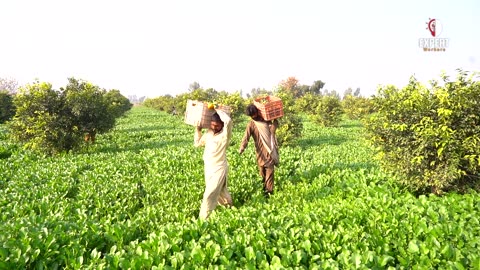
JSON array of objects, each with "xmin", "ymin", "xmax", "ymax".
[{"xmin": 1, "ymin": 106, "xmax": 479, "ymax": 269}]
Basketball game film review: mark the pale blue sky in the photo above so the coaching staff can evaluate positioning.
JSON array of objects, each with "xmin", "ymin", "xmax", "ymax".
[{"xmin": 1, "ymin": 0, "xmax": 479, "ymax": 98}]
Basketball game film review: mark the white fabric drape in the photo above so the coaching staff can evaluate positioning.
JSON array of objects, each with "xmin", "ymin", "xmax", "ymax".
[{"xmin": 194, "ymin": 110, "xmax": 233, "ymax": 219}]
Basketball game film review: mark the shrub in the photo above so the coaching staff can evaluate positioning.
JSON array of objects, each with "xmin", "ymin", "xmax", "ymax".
[
  {"xmin": 292, "ymin": 93, "xmax": 322, "ymax": 114},
  {"xmin": 214, "ymin": 91, "xmax": 246, "ymax": 120},
  {"xmin": 104, "ymin": 89, "xmax": 133, "ymax": 118},
  {"xmin": 313, "ymin": 95, "xmax": 343, "ymax": 127},
  {"xmin": 8, "ymin": 81, "xmax": 77, "ymax": 153},
  {"xmin": 146, "ymin": 90, "xmax": 247, "ymax": 121},
  {"xmin": 144, "ymin": 95, "xmax": 176, "ymax": 113},
  {"xmin": 274, "ymin": 87, "xmax": 303, "ymax": 147},
  {"xmin": 364, "ymin": 70, "xmax": 480, "ymax": 194},
  {"xmin": 8, "ymin": 78, "xmax": 132, "ymax": 154},
  {"xmin": 342, "ymin": 95, "xmax": 374, "ymax": 120},
  {"xmin": 0, "ymin": 90, "xmax": 15, "ymax": 123}
]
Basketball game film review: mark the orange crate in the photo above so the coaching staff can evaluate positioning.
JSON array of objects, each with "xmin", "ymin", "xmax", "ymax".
[
  {"xmin": 254, "ymin": 96, "xmax": 284, "ymax": 121},
  {"xmin": 184, "ymin": 100, "xmax": 231, "ymax": 128}
]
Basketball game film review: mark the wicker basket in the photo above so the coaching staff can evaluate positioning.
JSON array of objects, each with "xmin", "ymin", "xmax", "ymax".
[
  {"xmin": 184, "ymin": 100, "xmax": 231, "ymax": 128},
  {"xmin": 254, "ymin": 96, "xmax": 284, "ymax": 121}
]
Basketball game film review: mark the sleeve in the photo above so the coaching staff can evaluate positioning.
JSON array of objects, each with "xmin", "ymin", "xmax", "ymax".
[
  {"xmin": 239, "ymin": 121, "xmax": 253, "ymax": 152},
  {"xmin": 215, "ymin": 109, "xmax": 233, "ymax": 141},
  {"xmin": 194, "ymin": 128, "xmax": 206, "ymax": 147}
]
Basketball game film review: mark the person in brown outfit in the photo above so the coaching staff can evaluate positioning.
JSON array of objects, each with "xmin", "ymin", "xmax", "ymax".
[{"xmin": 239, "ymin": 104, "xmax": 279, "ymax": 197}]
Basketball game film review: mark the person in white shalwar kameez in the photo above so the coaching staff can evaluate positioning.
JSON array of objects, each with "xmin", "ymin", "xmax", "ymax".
[{"xmin": 194, "ymin": 110, "xmax": 233, "ymax": 219}]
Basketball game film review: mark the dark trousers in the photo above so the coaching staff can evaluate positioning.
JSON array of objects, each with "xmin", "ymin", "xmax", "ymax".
[{"xmin": 259, "ymin": 165, "xmax": 275, "ymax": 196}]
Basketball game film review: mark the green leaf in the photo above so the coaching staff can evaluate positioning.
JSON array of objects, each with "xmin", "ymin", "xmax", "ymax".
[
  {"xmin": 408, "ymin": 241, "xmax": 419, "ymax": 253},
  {"xmin": 379, "ymin": 255, "xmax": 394, "ymax": 266},
  {"xmin": 0, "ymin": 248, "xmax": 8, "ymax": 260},
  {"xmin": 245, "ymin": 246, "xmax": 255, "ymax": 261},
  {"xmin": 353, "ymin": 253, "xmax": 361, "ymax": 268},
  {"xmin": 454, "ymin": 262, "xmax": 465, "ymax": 270},
  {"xmin": 271, "ymin": 256, "xmax": 282, "ymax": 266}
]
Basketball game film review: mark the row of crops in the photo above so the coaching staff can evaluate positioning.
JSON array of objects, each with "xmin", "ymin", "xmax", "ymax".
[{"xmin": 1, "ymin": 106, "xmax": 479, "ymax": 269}]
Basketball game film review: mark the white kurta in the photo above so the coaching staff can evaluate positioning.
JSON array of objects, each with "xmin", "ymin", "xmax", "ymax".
[{"xmin": 194, "ymin": 110, "xmax": 233, "ymax": 219}]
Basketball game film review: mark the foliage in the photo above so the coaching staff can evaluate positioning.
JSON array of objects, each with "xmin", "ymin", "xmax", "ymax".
[
  {"xmin": 247, "ymin": 87, "xmax": 272, "ymax": 98},
  {"xmin": 0, "ymin": 90, "xmax": 16, "ymax": 123},
  {"xmin": 189, "ymin": 81, "xmax": 201, "ymax": 92},
  {"xmin": 353, "ymin": 87, "xmax": 361, "ymax": 97},
  {"xmin": 145, "ymin": 89, "xmax": 246, "ymax": 120},
  {"xmin": 143, "ymin": 95, "xmax": 176, "ymax": 113},
  {"xmin": 0, "ymin": 125, "xmax": 17, "ymax": 159},
  {"xmin": 342, "ymin": 95, "xmax": 375, "ymax": 120},
  {"xmin": 172, "ymin": 92, "xmax": 190, "ymax": 114},
  {"xmin": 8, "ymin": 81, "xmax": 75, "ymax": 153},
  {"xmin": 278, "ymin": 77, "xmax": 325, "ymax": 98},
  {"xmin": 322, "ymin": 89, "xmax": 341, "ymax": 99},
  {"xmin": 279, "ymin": 77, "xmax": 299, "ymax": 95},
  {"xmin": 292, "ymin": 92, "xmax": 322, "ymax": 114},
  {"xmin": 313, "ymin": 95, "xmax": 344, "ymax": 127},
  {"xmin": 62, "ymin": 78, "xmax": 115, "ymax": 135},
  {"xmin": 274, "ymin": 86, "xmax": 303, "ymax": 146},
  {"xmin": 190, "ymin": 88, "xmax": 219, "ymax": 102},
  {"xmin": 104, "ymin": 89, "xmax": 133, "ymax": 118},
  {"xmin": 1, "ymin": 106, "xmax": 479, "ymax": 269},
  {"xmin": 8, "ymin": 78, "xmax": 132, "ymax": 154},
  {"xmin": 364, "ymin": 70, "xmax": 480, "ymax": 194},
  {"xmin": 214, "ymin": 91, "xmax": 246, "ymax": 119},
  {"xmin": 170, "ymin": 88, "xmax": 219, "ymax": 115},
  {"xmin": 0, "ymin": 77, "xmax": 19, "ymax": 94},
  {"xmin": 309, "ymin": 80, "xmax": 326, "ymax": 95}
]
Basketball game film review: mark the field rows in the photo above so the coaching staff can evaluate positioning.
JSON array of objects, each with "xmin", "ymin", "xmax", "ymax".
[{"xmin": 1, "ymin": 106, "xmax": 479, "ymax": 269}]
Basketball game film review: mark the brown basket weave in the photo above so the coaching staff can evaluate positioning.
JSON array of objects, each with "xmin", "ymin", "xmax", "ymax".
[
  {"xmin": 184, "ymin": 100, "xmax": 231, "ymax": 128},
  {"xmin": 254, "ymin": 96, "xmax": 284, "ymax": 121}
]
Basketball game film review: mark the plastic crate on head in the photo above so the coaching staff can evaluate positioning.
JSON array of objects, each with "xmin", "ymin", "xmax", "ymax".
[
  {"xmin": 253, "ymin": 96, "xmax": 284, "ymax": 121},
  {"xmin": 184, "ymin": 100, "xmax": 231, "ymax": 129}
]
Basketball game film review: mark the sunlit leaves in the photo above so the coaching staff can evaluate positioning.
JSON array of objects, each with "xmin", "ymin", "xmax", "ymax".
[{"xmin": 0, "ymin": 106, "xmax": 479, "ymax": 268}]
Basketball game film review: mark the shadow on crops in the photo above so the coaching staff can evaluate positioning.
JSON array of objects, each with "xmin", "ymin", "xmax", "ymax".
[
  {"xmin": 91, "ymin": 138, "xmax": 190, "ymax": 154},
  {"xmin": 339, "ymin": 121, "xmax": 364, "ymax": 129},
  {"xmin": 231, "ymin": 188, "xmax": 258, "ymax": 208},
  {"xmin": 288, "ymin": 161, "xmax": 378, "ymax": 186},
  {"xmin": 298, "ymin": 134, "xmax": 348, "ymax": 149}
]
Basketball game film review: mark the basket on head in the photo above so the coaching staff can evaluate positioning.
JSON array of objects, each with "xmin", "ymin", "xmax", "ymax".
[
  {"xmin": 253, "ymin": 96, "xmax": 284, "ymax": 121},
  {"xmin": 184, "ymin": 100, "xmax": 231, "ymax": 128}
]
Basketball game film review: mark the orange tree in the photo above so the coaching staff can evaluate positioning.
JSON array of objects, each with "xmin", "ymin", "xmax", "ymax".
[
  {"xmin": 364, "ymin": 70, "xmax": 480, "ymax": 194},
  {"xmin": 274, "ymin": 85, "xmax": 303, "ymax": 146},
  {"xmin": 8, "ymin": 78, "xmax": 132, "ymax": 154},
  {"xmin": 342, "ymin": 95, "xmax": 374, "ymax": 120},
  {"xmin": 0, "ymin": 90, "xmax": 15, "ymax": 123}
]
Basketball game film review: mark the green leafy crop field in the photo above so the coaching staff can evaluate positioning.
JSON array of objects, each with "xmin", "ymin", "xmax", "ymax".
[{"xmin": 1, "ymin": 106, "xmax": 479, "ymax": 269}]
